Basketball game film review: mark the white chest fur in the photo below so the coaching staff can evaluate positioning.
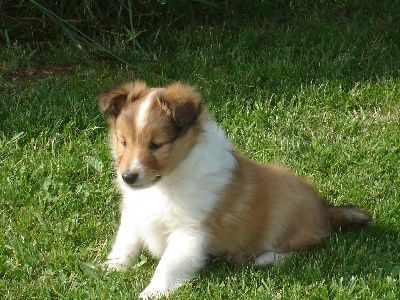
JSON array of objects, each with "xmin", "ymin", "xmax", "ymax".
[{"xmin": 116, "ymin": 119, "xmax": 236, "ymax": 258}]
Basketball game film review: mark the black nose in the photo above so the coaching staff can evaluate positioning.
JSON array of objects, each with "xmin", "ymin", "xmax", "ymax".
[{"xmin": 122, "ymin": 171, "xmax": 139, "ymax": 184}]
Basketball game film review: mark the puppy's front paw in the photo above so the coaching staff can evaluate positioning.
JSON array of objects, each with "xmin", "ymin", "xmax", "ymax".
[
  {"xmin": 102, "ymin": 259, "xmax": 130, "ymax": 272},
  {"xmin": 139, "ymin": 284, "xmax": 170, "ymax": 299},
  {"xmin": 138, "ymin": 289, "xmax": 162, "ymax": 299}
]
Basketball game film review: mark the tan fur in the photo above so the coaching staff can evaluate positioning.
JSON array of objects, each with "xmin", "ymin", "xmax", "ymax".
[
  {"xmin": 204, "ymin": 152, "xmax": 330, "ymax": 258},
  {"xmin": 99, "ymin": 82, "xmax": 203, "ymax": 185}
]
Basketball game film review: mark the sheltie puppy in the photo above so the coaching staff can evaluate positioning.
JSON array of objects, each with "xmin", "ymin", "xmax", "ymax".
[{"xmin": 98, "ymin": 81, "xmax": 370, "ymax": 299}]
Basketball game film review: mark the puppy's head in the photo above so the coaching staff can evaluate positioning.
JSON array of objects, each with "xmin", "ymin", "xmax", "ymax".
[{"xmin": 99, "ymin": 81, "xmax": 202, "ymax": 188}]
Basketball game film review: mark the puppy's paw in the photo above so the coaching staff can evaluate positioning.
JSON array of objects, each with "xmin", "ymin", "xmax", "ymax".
[
  {"xmin": 139, "ymin": 288, "xmax": 167, "ymax": 299},
  {"xmin": 139, "ymin": 282, "xmax": 172, "ymax": 299},
  {"xmin": 102, "ymin": 259, "xmax": 130, "ymax": 272}
]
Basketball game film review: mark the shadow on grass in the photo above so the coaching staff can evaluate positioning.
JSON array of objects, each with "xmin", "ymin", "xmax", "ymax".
[{"xmin": 198, "ymin": 223, "xmax": 399, "ymax": 287}]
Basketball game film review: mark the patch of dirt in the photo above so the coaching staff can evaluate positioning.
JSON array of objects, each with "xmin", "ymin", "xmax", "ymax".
[{"xmin": 4, "ymin": 65, "xmax": 74, "ymax": 82}]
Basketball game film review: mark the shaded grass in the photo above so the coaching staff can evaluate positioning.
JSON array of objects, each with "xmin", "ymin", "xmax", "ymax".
[{"xmin": 1, "ymin": 1, "xmax": 400, "ymax": 299}]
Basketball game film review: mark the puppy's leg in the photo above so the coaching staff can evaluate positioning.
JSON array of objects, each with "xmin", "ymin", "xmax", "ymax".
[
  {"xmin": 105, "ymin": 213, "xmax": 143, "ymax": 271},
  {"xmin": 226, "ymin": 250, "xmax": 254, "ymax": 267},
  {"xmin": 254, "ymin": 251, "xmax": 289, "ymax": 267},
  {"xmin": 139, "ymin": 230, "xmax": 207, "ymax": 299}
]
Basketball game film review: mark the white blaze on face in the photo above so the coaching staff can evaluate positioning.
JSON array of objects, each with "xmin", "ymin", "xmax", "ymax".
[{"xmin": 136, "ymin": 90, "xmax": 158, "ymax": 129}]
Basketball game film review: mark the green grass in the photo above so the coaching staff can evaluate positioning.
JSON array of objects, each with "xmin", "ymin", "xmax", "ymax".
[{"xmin": 1, "ymin": 1, "xmax": 400, "ymax": 299}]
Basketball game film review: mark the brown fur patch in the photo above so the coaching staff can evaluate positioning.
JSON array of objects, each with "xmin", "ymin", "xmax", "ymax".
[
  {"xmin": 98, "ymin": 81, "xmax": 148, "ymax": 116},
  {"xmin": 99, "ymin": 81, "xmax": 203, "ymax": 184},
  {"xmin": 204, "ymin": 152, "xmax": 331, "ymax": 256},
  {"xmin": 159, "ymin": 82, "xmax": 203, "ymax": 127}
]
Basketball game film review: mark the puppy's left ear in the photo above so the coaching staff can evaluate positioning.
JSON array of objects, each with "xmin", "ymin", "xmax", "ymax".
[{"xmin": 159, "ymin": 82, "xmax": 203, "ymax": 127}]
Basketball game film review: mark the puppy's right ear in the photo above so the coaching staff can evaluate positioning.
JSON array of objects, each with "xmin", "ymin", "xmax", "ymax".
[{"xmin": 98, "ymin": 81, "xmax": 147, "ymax": 117}]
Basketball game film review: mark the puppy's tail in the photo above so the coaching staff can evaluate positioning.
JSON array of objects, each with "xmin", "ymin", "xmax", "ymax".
[{"xmin": 325, "ymin": 204, "xmax": 372, "ymax": 232}]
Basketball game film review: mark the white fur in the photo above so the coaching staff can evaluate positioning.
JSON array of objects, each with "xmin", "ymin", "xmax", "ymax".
[
  {"xmin": 105, "ymin": 118, "xmax": 237, "ymax": 298},
  {"xmin": 136, "ymin": 90, "xmax": 157, "ymax": 129}
]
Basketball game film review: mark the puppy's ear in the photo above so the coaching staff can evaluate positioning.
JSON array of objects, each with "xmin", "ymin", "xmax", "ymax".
[
  {"xmin": 98, "ymin": 81, "xmax": 147, "ymax": 116},
  {"xmin": 159, "ymin": 82, "xmax": 202, "ymax": 127}
]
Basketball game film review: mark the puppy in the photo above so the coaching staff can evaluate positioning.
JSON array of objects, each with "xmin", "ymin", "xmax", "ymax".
[{"xmin": 98, "ymin": 81, "xmax": 370, "ymax": 298}]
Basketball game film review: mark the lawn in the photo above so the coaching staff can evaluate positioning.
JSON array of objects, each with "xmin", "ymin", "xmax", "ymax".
[{"xmin": 1, "ymin": 1, "xmax": 399, "ymax": 299}]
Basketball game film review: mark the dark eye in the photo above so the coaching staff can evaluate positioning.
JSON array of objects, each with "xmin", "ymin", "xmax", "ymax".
[
  {"xmin": 149, "ymin": 143, "xmax": 162, "ymax": 150},
  {"xmin": 121, "ymin": 140, "xmax": 126, "ymax": 147}
]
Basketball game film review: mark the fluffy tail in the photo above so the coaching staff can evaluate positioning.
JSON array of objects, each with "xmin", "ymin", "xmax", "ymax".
[{"xmin": 325, "ymin": 204, "xmax": 371, "ymax": 232}]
